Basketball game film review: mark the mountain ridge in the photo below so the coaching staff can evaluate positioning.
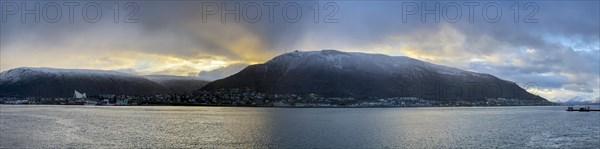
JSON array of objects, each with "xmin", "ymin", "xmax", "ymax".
[
  {"xmin": 144, "ymin": 75, "xmax": 209, "ymax": 94},
  {"xmin": 0, "ymin": 67, "xmax": 208, "ymax": 97},
  {"xmin": 202, "ymin": 50, "xmax": 549, "ymax": 102}
]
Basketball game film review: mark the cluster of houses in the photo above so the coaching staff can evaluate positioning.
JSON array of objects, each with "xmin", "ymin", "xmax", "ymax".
[{"xmin": 0, "ymin": 89, "xmax": 551, "ymax": 107}]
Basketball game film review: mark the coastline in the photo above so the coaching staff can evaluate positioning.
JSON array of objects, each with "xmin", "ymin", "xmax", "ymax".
[{"xmin": 0, "ymin": 103, "xmax": 564, "ymax": 108}]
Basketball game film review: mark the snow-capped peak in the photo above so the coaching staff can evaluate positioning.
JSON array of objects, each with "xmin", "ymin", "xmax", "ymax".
[
  {"xmin": 0, "ymin": 67, "xmax": 137, "ymax": 83},
  {"xmin": 265, "ymin": 49, "xmax": 488, "ymax": 78}
]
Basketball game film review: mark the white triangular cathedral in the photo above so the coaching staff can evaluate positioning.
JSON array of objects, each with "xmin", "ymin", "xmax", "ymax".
[{"xmin": 74, "ymin": 90, "xmax": 87, "ymax": 99}]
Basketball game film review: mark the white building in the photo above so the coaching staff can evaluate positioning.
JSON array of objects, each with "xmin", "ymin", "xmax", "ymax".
[{"xmin": 74, "ymin": 90, "xmax": 86, "ymax": 99}]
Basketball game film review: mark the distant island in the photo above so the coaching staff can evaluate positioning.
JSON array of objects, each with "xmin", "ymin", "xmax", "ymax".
[{"xmin": 0, "ymin": 50, "xmax": 553, "ymax": 107}]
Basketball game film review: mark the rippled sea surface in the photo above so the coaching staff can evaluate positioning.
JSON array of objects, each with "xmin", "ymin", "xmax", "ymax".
[{"xmin": 1, "ymin": 105, "xmax": 599, "ymax": 148}]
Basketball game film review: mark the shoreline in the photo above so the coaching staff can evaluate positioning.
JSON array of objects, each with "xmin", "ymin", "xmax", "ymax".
[{"xmin": 0, "ymin": 103, "xmax": 571, "ymax": 108}]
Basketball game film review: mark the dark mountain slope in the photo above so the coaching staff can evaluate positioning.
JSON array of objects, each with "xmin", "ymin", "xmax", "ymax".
[{"xmin": 202, "ymin": 50, "xmax": 548, "ymax": 102}]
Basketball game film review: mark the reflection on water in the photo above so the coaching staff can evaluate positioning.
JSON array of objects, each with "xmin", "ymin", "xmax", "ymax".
[{"xmin": 1, "ymin": 105, "xmax": 599, "ymax": 148}]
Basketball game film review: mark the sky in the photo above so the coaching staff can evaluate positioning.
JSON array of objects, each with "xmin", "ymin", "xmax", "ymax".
[{"xmin": 1, "ymin": 1, "xmax": 598, "ymax": 102}]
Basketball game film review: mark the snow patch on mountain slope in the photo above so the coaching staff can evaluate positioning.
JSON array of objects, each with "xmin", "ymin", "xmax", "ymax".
[
  {"xmin": 267, "ymin": 50, "xmax": 492, "ymax": 78},
  {"xmin": 0, "ymin": 67, "xmax": 140, "ymax": 83}
]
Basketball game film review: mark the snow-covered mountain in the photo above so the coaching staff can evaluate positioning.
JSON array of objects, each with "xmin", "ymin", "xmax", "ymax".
[
  {"xmin": 144, "ymin": 75, "xmax": 209, "ymax": 94},
  {"xmin": 202, "ymin": 50, "xmax": 549, "ymax": 102},
  {"xmin": 0, "ymin": 67, "xmax": 207, "ymax": 97},
  {"xmin": 554, "ymin": 96, "xmax": 600, "ymax": 105},
  {"xmin": 0, "ymin": 67, "xmax": 137, "ymax": 84}
]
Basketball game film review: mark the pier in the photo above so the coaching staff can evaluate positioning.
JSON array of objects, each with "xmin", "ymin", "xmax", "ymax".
[{"xmin": 567, "ymin": 107, "xmax": 600, "ymax": 112}]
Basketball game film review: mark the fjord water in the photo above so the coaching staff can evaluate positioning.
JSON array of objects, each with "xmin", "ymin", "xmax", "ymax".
[{"xmin": 1, "ymin": 105, "xmax": 598, "ymax": 148}]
